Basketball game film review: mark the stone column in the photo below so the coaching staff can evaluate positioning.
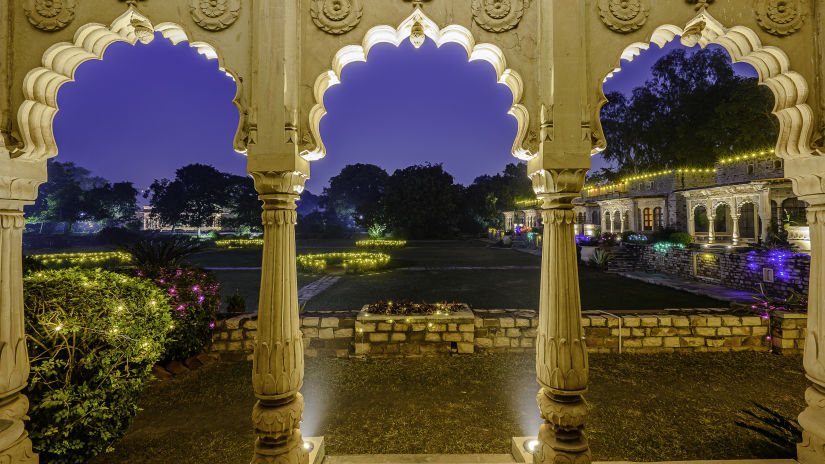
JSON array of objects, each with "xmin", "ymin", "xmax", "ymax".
[
  {"xmin": 0, "ymin": 203, "xmax": 36, "ymax": 463},
  {"xmin": 800, "ymin": 203, "xmax": 825, "ymax": 462},
  {"xmin": 688, "ymin": 203, "xmax": 696, "ymax": 239},
  {"xmin": 731, "ymin": 213, "xmax": 740, "ymax": 245},
  {"xmin": 619, "ymin": 212, "xmax": 626, "ymax": 233},
  {"xmin": 249, "ymin": 171, "xmax": 308, "ymax": 464},
  {"xmin": 708, "ymin": 200, "xmax": 716, "ymax": 244},
  {"xmin": 529, "ymin": 167, "xmax": 590, "ymax": 464},
  {"xmin": 534, "ymin": 191, "xmax": 590, "ymax": 464}
]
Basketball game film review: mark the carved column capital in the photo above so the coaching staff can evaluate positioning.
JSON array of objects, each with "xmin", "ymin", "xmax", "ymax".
[{"xmin": 531, "ymin": 169, "xmax": 588, "ymax": 210}]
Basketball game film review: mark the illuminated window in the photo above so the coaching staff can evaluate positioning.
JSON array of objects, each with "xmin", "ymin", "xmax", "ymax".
[
  {"xmin": 643, "ymin": 208, "xmax": 652, "ymax": 230},
  {"xmin": 653, "ymin": 207, "xmax": 663, "ymax": 229}
]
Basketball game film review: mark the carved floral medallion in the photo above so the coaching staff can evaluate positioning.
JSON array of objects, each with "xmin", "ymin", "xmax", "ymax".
[
  {"xmin": 755, "ymin": 0, "xmax": 807, "ymax": 37},
  {"xmin": 471, "ymin": 0, "xmax": 527, "ymax": 33},
  {"xmin": 598, "ymin": 0, "xmax": 649, "ymax": 33},
  {"xmin": 23, "ymin": 0, "xmax": 77, "ymax": 32},
  {"xmin": 190, "ymin": 0, "xmax": 242, "ymax": 31},
  {"xmin": 310, "ymin": 0, "xmax": 363, "ymax": 35}
]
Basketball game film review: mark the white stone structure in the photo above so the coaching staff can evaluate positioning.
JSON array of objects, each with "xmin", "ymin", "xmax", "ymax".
[{"xmin": 1, "ymin": 1, "xmax": 825, "ymax": 463}]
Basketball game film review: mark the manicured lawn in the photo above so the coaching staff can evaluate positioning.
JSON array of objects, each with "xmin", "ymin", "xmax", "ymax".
[
  {"xmin": 190, "ymin": 240, "xmax": 725, "ymax": 312},
  {"xmin": 90, "ymin": 352, "xmax": 805, "ymax": 463},
  {"xmin": 210, "ymin": 270, "xmax": 318, "ymax": 312},
  {"xmin": 304, "ymin": 265, "xmax": 723, "ymax": 311}
]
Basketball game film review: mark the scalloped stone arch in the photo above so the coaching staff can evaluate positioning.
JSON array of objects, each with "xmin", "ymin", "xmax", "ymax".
[
  {"xmin": 595, "ymin": 10, "xmax": 814, "ymax": 160},
  {"xmin": 692, "ymin": 203, "xmax": 709, "ymax": 214},
  {"xmin": 302, "ymin": 7, "xmax": 531, "ymax": 162},
  {"xmin": 15, "ymin": 6, "xmax": 246, "ymax": 162}
]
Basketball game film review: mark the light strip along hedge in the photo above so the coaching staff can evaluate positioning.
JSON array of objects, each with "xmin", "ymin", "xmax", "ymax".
[
  {"xmin": 297, "ymin": 252, "xmax": 391, "ymax": 274},
  {"xmin": 30, "ymin": 251, "xmax": 132, "ymax": 268},
  {"xmin": 355, "ymin": 239, "xmax": 407, "ymax": 249},
  {"xmin": 215, "ymin": 239, "xmax": 264, "ymax": 248}
]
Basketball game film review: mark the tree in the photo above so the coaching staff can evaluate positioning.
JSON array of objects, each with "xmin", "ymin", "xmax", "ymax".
[
  {"xmin": 382, "ymin": 163, "xmax": 461, "ymax": 239},
  {"xmin": 599, "ymin": 47, "xmax": 778, "ymax": 177},
  {"xmin": 82, "ymin": 182, "xmax": 139, "ymax": 227},
  {"xmin": 26, "ymin": 160, "xmax": 109, "ymax": 232},
  {"xmin": 322, "ymin": 164, "xmax": 389, "ymax": 229},
  {"xmin": 459, "ymin": 163, "xmax": 533, "ymax": 232},
  {"xmin": 146, "ymin": 164, "xmax": 228, "ymax": 234},
  {"xmin": 223, "ymin": 174, "xmax": 262, "ymax": 234}
]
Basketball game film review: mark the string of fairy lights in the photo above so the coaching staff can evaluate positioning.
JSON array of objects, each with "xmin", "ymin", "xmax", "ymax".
[{"xmin": 583, "ymin": 147, "xmax": 777, "ymax": 195}]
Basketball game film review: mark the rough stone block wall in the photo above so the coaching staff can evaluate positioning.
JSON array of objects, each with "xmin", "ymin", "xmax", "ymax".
[
  {"xmin": 633, "ymin": 244, "xmax": 809, "ymax": 297},
  {"xmin": 209, "ymin": 309, "xmax": 806, "ymax": 358},
  {"xmin": 715, "ymin": 156, "xmax": 783, "ymax": 185}
]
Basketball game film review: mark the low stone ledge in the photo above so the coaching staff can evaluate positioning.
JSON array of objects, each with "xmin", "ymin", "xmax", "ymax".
[{"xmin": 208, "ymin": 309, "xmax": 805, "ymax": 358}]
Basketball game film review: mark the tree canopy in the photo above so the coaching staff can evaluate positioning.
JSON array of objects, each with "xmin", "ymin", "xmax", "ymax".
[
  {"xmin": 599, "ymin": 47, "xmax": 778, "ymax": 178},
  {"xmin": 322, "ymin": 163, "xmax": 389, "ymax": 229},
  {"xmin": 146, "ymin": 164, "xmax": 228, "ymax": 233}
]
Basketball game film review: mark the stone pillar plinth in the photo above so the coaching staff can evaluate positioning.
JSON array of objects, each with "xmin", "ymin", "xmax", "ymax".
[
  {"xmin": 249, "ymin": 171, "xmax": 308, "ymax": 464},
  {"xmin": 0, "ymin": 205, "xmax": 36, "ymax": 463},
  {"xmin": 533, "ymin": 192, "xmax": 590, "ymax": 464},
  {"xmin": 799, "ymin": 204, "xmax": 825, "ymax": 463}
]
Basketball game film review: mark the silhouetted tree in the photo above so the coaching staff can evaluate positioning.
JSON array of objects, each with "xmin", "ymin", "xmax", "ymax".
[
  {"xmin": 147, "ymin": 164, "xmax": 227, "ymax": 234},
  {"xmin": 600, "ymin": 47, "xmax": 778, "ymax": 177},
  {"xmin": 382, "ymin": 163, "xmax": 461, "ymax": 239},
  {"xmin": 323, "ymin": 163, "xmax": 389, "ymax": 229}
]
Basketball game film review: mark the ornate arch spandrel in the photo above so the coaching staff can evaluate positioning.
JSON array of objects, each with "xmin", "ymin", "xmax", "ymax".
[
  {"xmin": 593, "ymin": 10, "xmax": 814, "ymax": 161},
  {"xmin": 303, "ymin": 7, "xmax": 532, "ymax": 163},
  {"xmin": 15, "ymin": 6, "xmax": 247, "ymax": 162}
]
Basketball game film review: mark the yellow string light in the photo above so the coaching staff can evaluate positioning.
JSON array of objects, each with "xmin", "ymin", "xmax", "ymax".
[
  {"xmin": 215, "ymin": 239, "xmax": 264, "ymax": 249},
  {"xmin": 718, "ymin": 148, "xmax": 775, "ymax": 165}
]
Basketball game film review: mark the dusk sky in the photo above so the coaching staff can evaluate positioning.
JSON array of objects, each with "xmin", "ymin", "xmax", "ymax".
[{"xmin": 53, "ymin": 32, "xmax": 758, "ymax": 195}]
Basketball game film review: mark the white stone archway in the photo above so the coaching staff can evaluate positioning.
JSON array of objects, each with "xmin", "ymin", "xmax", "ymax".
[{"xmin": 303, "ymin": 7, "xmax": 532, "ymax": 163}]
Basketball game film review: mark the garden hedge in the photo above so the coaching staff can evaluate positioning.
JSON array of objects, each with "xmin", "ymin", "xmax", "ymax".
[{"xmin": 24, "ymin": 269, "xmax": 172, "ymax": 463}]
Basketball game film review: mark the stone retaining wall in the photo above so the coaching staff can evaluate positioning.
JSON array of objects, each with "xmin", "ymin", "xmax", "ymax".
[
  {"xmin": 626, "ymin": 244, "xmax": 810, "ymax": 297},
  {"xmin": 210, "ymin": 309, "xmax": 806, "ymax": 359}
]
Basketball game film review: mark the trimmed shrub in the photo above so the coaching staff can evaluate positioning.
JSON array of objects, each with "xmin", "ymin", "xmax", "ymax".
[
  {"xmin": 121, "ymin": 236, "xmax": 206, "ymax": 270},
  {"xmin": 24, "ymin": 269, "xmax": 172, "ymax": 464},
  {"xmin": 669, "ymin": 232, "xmax": 693, "ymax": 247},
  {"xmin": 140, "ymin": 267, "xmax": 220, "ymax": 362}
]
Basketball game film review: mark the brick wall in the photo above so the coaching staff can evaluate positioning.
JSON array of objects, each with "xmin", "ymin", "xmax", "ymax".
[{"xmin": 210, "ymin": 309, "xmax": 805, "ymax": 358}]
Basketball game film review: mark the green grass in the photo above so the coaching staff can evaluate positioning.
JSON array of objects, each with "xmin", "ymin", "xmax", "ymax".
[
  {"xmin": 211, "ymin": 270, "xmax": 318, "ymax": 311},
  {"xmin": 89, "ymin": 352, "xmax": 805, "ymax": 463},
  {"xmin": 190, "ymin": 240, "xmax": 725, "ymax": 311},
  {"xmin": 305, "ymin": 265, "xmax": 723, "ymax": 311}
]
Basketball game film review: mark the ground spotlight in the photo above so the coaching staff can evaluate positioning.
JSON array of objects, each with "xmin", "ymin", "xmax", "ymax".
[
  {"xmin": 523, "ymin": 439, "xmax": 539, "ymax": 454},
  {"xmin": 303, "ymin": 441, "xmax": 314, "ymax": 452}
]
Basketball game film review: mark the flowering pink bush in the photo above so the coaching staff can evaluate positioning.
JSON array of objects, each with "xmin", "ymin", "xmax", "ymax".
[{"xmin": 139, "ymin": 267, "xmax": 220, "ymax": 362}]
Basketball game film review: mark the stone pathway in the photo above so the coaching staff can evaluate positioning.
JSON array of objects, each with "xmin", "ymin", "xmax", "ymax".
[
  {"xmin": 298, "ymin": 275, "xmax": 341, "ymax": 304},
  {"xmin": 618, "ymin": 271, "xmax": 754, "ymax": 303}
]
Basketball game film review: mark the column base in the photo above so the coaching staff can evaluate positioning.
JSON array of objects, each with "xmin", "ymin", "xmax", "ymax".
[
  {"xmin": 798, "ymin": 385, "xmax": 825, "ymax": 464},
  {"xmin": 0, "ymin": 432, "xmax": 36, "ymax": 464},
  {"xmin": 534, "ymin": 423, "xmax": 591, "ymax": 464}
]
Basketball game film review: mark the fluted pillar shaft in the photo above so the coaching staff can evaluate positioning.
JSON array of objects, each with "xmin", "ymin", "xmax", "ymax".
[
  {"xmin": 731, "ymin": 214, "xmax": 740, "ymax": 245},
  {"xmin": 0, "ymin": 205, "xmax": 36, "ymax": 463},
  {"xmin": 250, "ymin": 172, "xmax": 308, "ymax": 464},
  {"xmin": 799, "ymin": 204, "xmax": 825, "ymax": 462},
  {"xmin": 534, "ymin": 195, "xmax": 590, "ymax": 464}
]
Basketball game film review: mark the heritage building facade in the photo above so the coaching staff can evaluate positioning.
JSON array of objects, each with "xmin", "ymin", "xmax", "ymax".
[{"xmin": 568, "ymin": 151, "xmax": 812, "ymax": 249}]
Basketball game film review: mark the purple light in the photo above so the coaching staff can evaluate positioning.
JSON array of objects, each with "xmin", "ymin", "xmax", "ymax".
[
  {"xmin": 766, "ymin": 336, "xmax": 772, "ymax": 340},
  {"xmin": 209, "ymin": 322, "xmax": 216, "ymax": 329},
  {"xmin": 197, "ymin": 295, "xmax": 205, "ymax": 303},
  {"xmin": 192, "ymin": 285, "xmax": 200, "ymax": 293}
]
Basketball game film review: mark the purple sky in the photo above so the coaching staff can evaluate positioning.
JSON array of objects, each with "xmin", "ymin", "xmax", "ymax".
[{"xmin": 53, "ymin": 33, "xmax": 757, "ymax": 193}]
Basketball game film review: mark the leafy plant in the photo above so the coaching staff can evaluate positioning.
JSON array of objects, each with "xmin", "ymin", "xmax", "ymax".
[
  {"xmin": 367, "ymin": 223, "xmax": 386, "ymax": 239},
  {"xmin": 121, "ymin": 236, "xmax": 206, "ymax": 270},
  {"xmin": 365, "ymin": 300, "xmax": 467, "ymax": 316},
  {"xmin": 139, "ymin": 267, "xmax": 220, "ymax": 363},
  {"xmin": 591, "ymin": 248, "xmax": 613, "ymax": 271},
  {"xmin": 749, "ymin": 288, "xmax": 808, "ymax": 316},
  {"xmin": 735, "ymin": 402, "xmax": 802, "ymax": 456},
  {"xmin": 668, "ymin": 232, "xmax": 693, "ymax": 247},
  {"xmin": 22, "ymin": 255, "xmax": 46, "ymax": 275},
  {"xmin": 226, "ymin": 289, "xmax": 246, "ymax": 314},
  {"xmin": 24, "ymin": 269, "xmax": 172, "ymax": 463},
  {"xmin": 599, "ymin": 232, "xmax": 619, "ymax": 246}
]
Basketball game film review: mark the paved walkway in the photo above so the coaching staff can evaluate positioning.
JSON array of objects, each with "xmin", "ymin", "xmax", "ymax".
[
  {"xmin": 298, "ymin": 275, "xmax": 341, "ymax": 304},
  {"xmin": 618, "ymin": 271, "xmax": 754, "ymax": 303}
]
